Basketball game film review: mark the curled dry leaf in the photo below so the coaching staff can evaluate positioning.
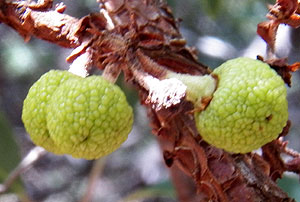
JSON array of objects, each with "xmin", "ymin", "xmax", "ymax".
[
  {"xmin": 257, "ymin": 0, "xmax": 300, "ymax": 54},
  {"xmin": 257, "ymin": 55, "xmax": 300, "ymax": 87}
]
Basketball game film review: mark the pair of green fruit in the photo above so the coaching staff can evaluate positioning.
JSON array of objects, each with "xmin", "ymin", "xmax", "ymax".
[
  {"xmin": 22, "ymin": 70, "xmax": 133, "ymax": 160},
  {"xmin": 22, "ymin": 57, "xmax": 288, "ymax": 159}
]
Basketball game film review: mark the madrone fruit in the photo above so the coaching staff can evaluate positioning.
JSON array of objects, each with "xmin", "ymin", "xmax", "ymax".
[
  {"xmin": 22, "ymin": 70, "xmax": 133, "ymax": 159},
  {"xmin": 169, "ymin": 57, "xmax": 288, "ymax": 153}
]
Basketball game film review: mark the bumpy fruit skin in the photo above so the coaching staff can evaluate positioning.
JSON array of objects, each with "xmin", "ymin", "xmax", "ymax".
[
  {"xmin": 47, "ymin": 75, "xmax": 133, "ymax": 159},
  {"xmin": 22, "ymin": 70, "xmax": 133, "ymax": 159},
  {"xmin": 195, "ymin": 57, "xmax": 288, "ymax": 153},
  {"xmin": 22, "ymin": 70, "xmax": 75, "ymax": 154}
]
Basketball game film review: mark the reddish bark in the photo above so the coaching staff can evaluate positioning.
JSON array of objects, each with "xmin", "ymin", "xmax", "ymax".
[{"xmin": 1, "ymin": 0, "xmax": 299, "ymax": 201}]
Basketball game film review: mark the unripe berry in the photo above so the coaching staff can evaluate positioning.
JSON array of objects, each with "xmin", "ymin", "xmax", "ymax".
[
  {"xmin": 22, "ymin": 70, "xmax": 133, "ymax": 159},
  {"xmin": 195, "ymin": 57, "xmax": 288, "ymax": 153},
  {"xmin": 22, "ymin": 70, "xmax": 75, "ymax": 154},
  {"xmin": 47, "ymin": 75, "xmax": 133, "ymax": 159}
]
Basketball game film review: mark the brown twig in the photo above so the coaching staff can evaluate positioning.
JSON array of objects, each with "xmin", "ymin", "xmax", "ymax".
[
  {"xmin": 0, "ymin": 146, "xmax": 47, "ymax": 194},
  {"xmin": 80, "ymin": 158, "xmax": 106, "ymax": 202}
]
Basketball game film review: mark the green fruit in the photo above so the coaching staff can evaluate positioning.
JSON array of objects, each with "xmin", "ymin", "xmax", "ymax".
[
  {"xmin": 195, "ymin": 57, "xmax": 288, "ymax": 153},
  {"xmin": 22, "ymin": 70, "xmax": 133, "ymax": 159},
  {"xmin": 47, "ymin": 75, "xmax": 133, "ymax": 159},
  {"xmin": 22, "ymin": 70, "xmax": 75, "ymax": 154}
]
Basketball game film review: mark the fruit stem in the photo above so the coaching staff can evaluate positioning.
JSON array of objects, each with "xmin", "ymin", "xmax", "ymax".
[
  {"xmin": 102, "ymin": 63, "xmax": 121, "ymax": 84},
  {"xmin": 131, "ymin": 68, "xmax": 187, "ymax": 110},
  {"xmin": 166, "ymin": 72, "xmax": 217, "ymax": 110},
  {"xmin": 68, "ymin": 52, "xmax": 92, "ymax": 78}
]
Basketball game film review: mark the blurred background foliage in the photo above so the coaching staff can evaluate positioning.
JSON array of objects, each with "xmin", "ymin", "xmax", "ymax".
[{"xmin": 0, "ymin": 0, "xmax": 300, "ymax": 201}]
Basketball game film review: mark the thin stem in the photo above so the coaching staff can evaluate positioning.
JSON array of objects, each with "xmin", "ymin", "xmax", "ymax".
[
  {"xmin": 102, "ymin": 63, "xmax": 121, "ymax": 84},
  {"xmin": 0, "ymin": 146, "xmax": 47, "ymax": 194},
  {"xmin": 80, "ymin": 157, "xmax": 106, "ymax": 202},
  {"xmin": 266, "ymin": 45, "xmax": 276, "ymax": 60},
  {"xmin": 68, "ymin": 51, "xmax": 93, "ymax": 78}
]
